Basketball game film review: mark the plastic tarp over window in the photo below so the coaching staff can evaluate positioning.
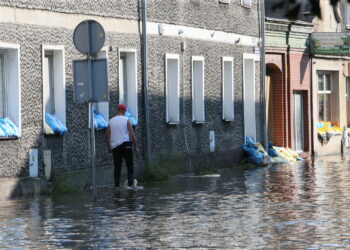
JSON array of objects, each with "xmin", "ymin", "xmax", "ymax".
[
  {"xmin": 93, "ymin": 110, "xmax": 108, "ymax": 130},
  {"xmin": 45, "ymin": 113, "xmax": 68, "ymax": 135},
  {"xmin": 0, "ymin": 117, "xmax": 19, "ymax": 137},
  {"xmin": 125, "ymin": 109, "xmax": 137, "ymax": 126}
]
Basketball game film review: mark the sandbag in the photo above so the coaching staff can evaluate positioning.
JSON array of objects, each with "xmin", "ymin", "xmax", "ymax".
[
  {"xmin": 242, "ymin": 144, "xmax": 261, "ymax": 157},
  {"xmin": 0, "ymin": 117, "xmax": 19, "ymax": 137},
  {"xmin": 247, "ymin": 155, "xmax": 264, "ymax": 165},
  {"xmin": 125, "ymin": 109, "xmax": 138, "ymax": 126},
  {"xmin": 45, "ymin": 113, "xmax": 68, "ymax": 135},
  {"xmin": 44, "ymin": 122, "xmax": 54, "ymax": 135},
  {"xmin": 93, "ymin": 111, "xmax": 108, "ymax": 130}
]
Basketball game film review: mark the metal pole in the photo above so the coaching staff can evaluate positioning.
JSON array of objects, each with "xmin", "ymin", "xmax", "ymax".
[
  {"xmin": 86, "ymin": 20, "xmax": 97, "ymax": 198},
  {"xmin": 260, "ymin": 0, "xmax": 268, "ymax": 150},
  {"xmin": 142, "ymin": 0, "xmax": 152, "ymax": 163},
  {"xmin": 90, "ymin": 101, "xmax": 97, "ymax": 198}
]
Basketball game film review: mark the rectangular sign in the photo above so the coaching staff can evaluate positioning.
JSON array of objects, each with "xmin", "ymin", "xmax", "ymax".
[
  {"xmin": 310, "ymin": 32, "xmax": 350, "ymax": 55},
  {"xmin": 73, "ymin": 58, "xmax": 109, "ymax": 103}
]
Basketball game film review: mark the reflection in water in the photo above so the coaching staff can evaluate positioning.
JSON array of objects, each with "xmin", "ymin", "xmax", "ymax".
[{"xmin": 1, "ymin": 155, "xmax": 350, "ymax": 248}]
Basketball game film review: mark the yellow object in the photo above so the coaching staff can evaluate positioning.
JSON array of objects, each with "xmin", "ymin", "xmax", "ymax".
[
  {"xmin": 44, "ymin": 122, "xmax": 54, "ymax": 135},
  {"xmin": 273, "ymin": 146, "xmax": 298, "ymax": 163}
]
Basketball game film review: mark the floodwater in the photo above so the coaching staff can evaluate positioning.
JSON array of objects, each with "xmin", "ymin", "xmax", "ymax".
[{"xmin": 1, "ymin": 155, "xmax": 350, "ymax": 249}]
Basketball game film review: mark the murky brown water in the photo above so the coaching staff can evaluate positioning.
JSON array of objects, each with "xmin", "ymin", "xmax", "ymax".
[{"xmin": 1, "ymin": 155, "xmax": 350, "ymax": 249}]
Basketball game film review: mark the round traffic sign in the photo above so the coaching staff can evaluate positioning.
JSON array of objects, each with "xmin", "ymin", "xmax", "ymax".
[{"xmin": 73, "ymin": 20, "xmax": 105, "ymax": 55}]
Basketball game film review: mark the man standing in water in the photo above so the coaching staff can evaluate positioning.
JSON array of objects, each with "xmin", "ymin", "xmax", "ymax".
[{"xmin": 105, "ymin": 104, "xmax": 137, "ymax": 188}]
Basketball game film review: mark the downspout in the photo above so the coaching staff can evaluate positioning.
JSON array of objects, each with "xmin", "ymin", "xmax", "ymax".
[
  {"xmin": 141, "ymin": 0, "xmax": 152, "ymax": 163},
  {"xmin": 260, "ymin": 0, "xmax": 268, "ymax": 149}
]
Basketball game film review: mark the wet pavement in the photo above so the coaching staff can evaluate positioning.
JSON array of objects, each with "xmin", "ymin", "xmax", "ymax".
[{"xmin": 1, "ymin": 155, "xmax": 350, "ymax": 249}]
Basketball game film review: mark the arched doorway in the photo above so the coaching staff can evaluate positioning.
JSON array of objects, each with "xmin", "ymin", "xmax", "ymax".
[{"xmin": 266, "ymin": 63, "xmax": 284, "ymax": 147}]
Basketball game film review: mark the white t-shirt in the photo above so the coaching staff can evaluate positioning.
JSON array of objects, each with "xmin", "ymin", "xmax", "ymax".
[{"xmin": 109, "ymin": 115, "xmax": 130, "ymax": 149}]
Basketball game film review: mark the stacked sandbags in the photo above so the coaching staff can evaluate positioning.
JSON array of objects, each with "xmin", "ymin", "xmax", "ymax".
[
  {"xmin": 45, "ymin": 113, "xmax": 68, "ymax": 135},
  {"xmin": 93, "ymin": 110, "xmax": 108, "ymax": 130},
  {"xmin": 242, "ymin": 136, "xmax": 269, "ymax": 165},
  {"xmin": 0, "ymin": 117, "xmax": 19, "ymax": 137}
]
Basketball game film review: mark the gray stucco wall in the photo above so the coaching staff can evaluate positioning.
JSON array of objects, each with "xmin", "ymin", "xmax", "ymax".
[
  {"xmin": 0, "ymin": 0, "xmax": 261, "ymax": 178},
  {"xmin": 0, "ymin": 0, "xmax": 260, "ymax": 36}
]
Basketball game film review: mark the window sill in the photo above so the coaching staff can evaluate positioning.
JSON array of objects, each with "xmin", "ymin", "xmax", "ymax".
[
  {"xmin": 241, "ymin": 5, "xmax": 252, "ymax": 9},
  {"xmin": 44, "ymin": 133, "xmax": 64, "ymax": 137},
  {"xmin": 0, "ymin": 136, "xmax": 19, "ymax": 141},
  {"xmin": 167, "ymin": 122, "xmax": 180, "ymax": 126},
  {"xmin": 223, "ymin": 118, "xmax": 234, "ymax": 122},
  {"xmin": 193, "ymin": 121, "xmax": 205, "ymax": 125}
]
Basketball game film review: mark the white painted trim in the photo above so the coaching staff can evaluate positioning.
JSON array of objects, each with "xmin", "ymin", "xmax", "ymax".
[
  {"xmin": 0, "ymin": 6, "xmax": 259, "ymax": 47},
  {"xmin": 147, "ymin": 22, "xmax": 259, "ymax": 47},
  {"xmin": 165, "ymin": 53, "xmax": 180, "ymax": 124},
  {"xmin": 241, "ymin": 0, "xmax": 252, "ymax": 8},
  {"xmin": 243, "ymin": 54, "xmax": 256, "ymax": 141},
  {"xmin": 42, "ymin": 45, "xmax": 66, "ymax": 128},
  {"xmin": 0, "ymin": 6, "xmax": 139, "ymax": 33},
  {"xmin": 88, "ymin": 47, "xmax": 109, "ymax": 128},
  {"xmin": 222, "ymin": 56, "xmax": 234, "ymax": 121},
  {"xmin": 243, "ymin": 53, "xmax": 260, "ymax": 61},
  {"xmin": 118, "ymin": 48, "xmax": 138, "ymax": 122},
  {"xmin": 0, "ymin": 42, "xmax": 20, "ymax": 50},
  {"xmin": 191, "ymin": 56, "xmax": 205, "ymax": 123},
  {"xmin": 0, "ymin": 42, "xmax": 21, "ymax": 137}
]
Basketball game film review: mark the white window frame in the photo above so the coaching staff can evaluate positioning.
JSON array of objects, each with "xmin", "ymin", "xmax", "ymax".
[
  {"xmin": 241, "ymin": 0, "xmax": 252, "ymax": 8},
  {"xmin": 89, "ymin": 46, "xmax": 109, "ymax": 128},
  {"xmin": 42, "ymin": 45, "xmax": 66, "ymax": 129},
  {"xmin": 165, "ymin": 53, "xmax": 180, "ymax": 124},
  {"xmin": 118, "ymin": 48, "xmax": 138, "ymax": 122},
  {"xmin": 0, "ymin": 42, "xmax": 21, "ymax": 137},
  {"xmin": 192, "ymin": 56, "xmax": 205, "ymax": 123},
  {"xmin": 317, "ymin": 73, "xmax": 332, "ymax": 121},
  {"xmin": 222, "ymin": 57, "xmax": 234, "ymax": 121},
  {"xmin": 346, "ymin": 3, "xmax": 350, "ymax": 29},
  {"xmin": 346, "ymin": 77, "xmax": 350, "ymax": 101}
]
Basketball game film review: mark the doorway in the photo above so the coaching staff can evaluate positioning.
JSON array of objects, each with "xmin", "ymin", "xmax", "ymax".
[{"xmin": 294, "ymin": 91, "xmax": 304, "ymax": 151}]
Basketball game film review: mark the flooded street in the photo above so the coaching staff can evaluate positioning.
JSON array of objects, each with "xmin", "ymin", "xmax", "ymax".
[{"xmin": 2, "ymin": 155, "xmax": 350, "ymax": 249}]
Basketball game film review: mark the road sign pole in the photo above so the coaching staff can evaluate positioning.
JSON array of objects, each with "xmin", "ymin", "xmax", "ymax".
[
  {"xmin": 85, "ymin": 20, "xmax": 97, "ymax": 199},
  {"xmin": 73, "ymin": 19, "xmax": 106, "ymax": 199}
]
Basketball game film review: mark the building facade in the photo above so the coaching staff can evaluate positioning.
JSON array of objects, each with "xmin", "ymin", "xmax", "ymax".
[
  {"xmin": 310, "ymin": 0, "xmax": 350, "ymax": 156},
  {"xmin": 0, "ymin": 0, "xmax": 262, "ymax": 183},
  {"xmin": 264, "ymin": 10, "xmax": 313, "ymax": 154}
]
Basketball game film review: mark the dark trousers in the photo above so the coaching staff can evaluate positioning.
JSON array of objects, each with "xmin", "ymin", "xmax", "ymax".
[{"xmin": 112, "ymin": 141, "xmax": 134, "ymax": 187}]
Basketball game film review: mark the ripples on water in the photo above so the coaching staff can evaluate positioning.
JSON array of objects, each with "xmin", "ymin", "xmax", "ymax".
[{"xmin": 1, "ymin": 155, "xmax": 350, "ymax": 249}]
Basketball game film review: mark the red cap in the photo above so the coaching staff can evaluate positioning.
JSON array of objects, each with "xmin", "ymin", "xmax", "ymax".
[{"xmin": 117, "ymin": 104, "xmax": 126, "ymax": 111}]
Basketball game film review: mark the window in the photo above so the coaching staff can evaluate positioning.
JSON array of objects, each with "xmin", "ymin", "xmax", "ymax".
[
  {"xmin": 88, "ymin": 48, "xmax": 109, "ymax": 128},
  {"xmin": 241, "ymin": 0, "xmax": 252, "ymax": 8},
  {"xmin": 165, "ymin": 54, "xmax": 180, "ymax": 124},
  {"xmin": 42, "ymin": 45, "xmax": 65, "ymax": 130},
  {"xmin": 318, "ymin": 73, "xmax": 332, "ymax": 121},
  {"xmin": 222, "ymin": 57, "xmax": 234, "ymax": 121},
  {"xmin": 192, "ymin": 56, "xmax": 205, "ymax": 123},
  {"xmin": 119, "ymin": 49, "xmax": 138, "ymax": 121},
  {"xmin": 0, "ymin": 53, "xmax": 5, "ymax": 118},
  {"xmin": 0, "ymin": 43, "xmax": 21, "ymax": 136}
]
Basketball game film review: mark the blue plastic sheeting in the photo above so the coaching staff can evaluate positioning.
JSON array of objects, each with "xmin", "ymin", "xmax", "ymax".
[
  {"xmin": 0, "ymin": 117, "xmax": 19, "ymax": 137},
  {"xmin": 45, "ymin": 113, "xmax": 68, "ymax": 135},
  {"xmin": 268, "ymin": 142, "xmax": 279, "ymax": 157},
  {"xmin": 242, "ymin": 136, "xmax": 264, "ymax": 165},
  {"xmin": 247, "ymin": 155, "xmax": 264, "ymax": 165},
  {"xmin": 125, "ymin": 109, "xmax": 137, "ymax": 126},
  {"xmin": 93, "ymin": 110, "xmax": 108, "ymax": 130}
]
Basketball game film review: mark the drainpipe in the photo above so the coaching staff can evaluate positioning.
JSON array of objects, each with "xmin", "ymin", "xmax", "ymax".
[
  {"xmin": 141, "ymin": 0, "xmax": 152, "ymax": 163},
  {"xmin": 260, "ymin": 0, "xmax": 268, "ymax": 149}
]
